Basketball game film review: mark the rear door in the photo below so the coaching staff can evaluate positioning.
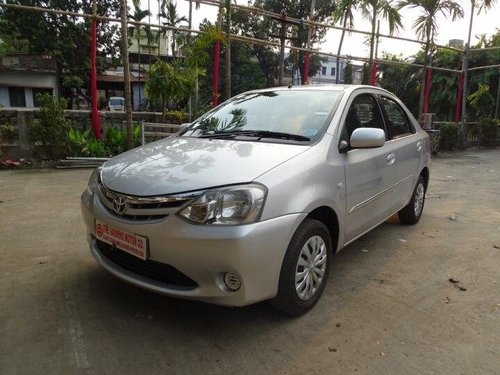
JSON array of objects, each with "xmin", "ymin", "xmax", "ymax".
[
  {"xmin": 341, "ymin": 92, "xmax": 399, "ymax": 243},
  {"xmin": 378, "ymin": 95, "xmax": 422, "ymax": 210}
]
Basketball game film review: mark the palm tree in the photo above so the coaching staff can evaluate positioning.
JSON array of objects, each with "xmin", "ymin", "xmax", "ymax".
[
  {"xmin": 466, "ymin": 0, "xmax": 497, "ymax": 47},
  {"xmin": 399, "ymin": 0, "xmax": 463, "ymax": 118},
  {"xmin": 333, "ymin": 0, "xmax": 356, "ymax": 84},
  {"xmin": 129, "ymin": 4, "xmax": 151, "ymax": 109},
  {"xmin": 358, "ymin": 0, "xmax": 402, "ymax": 81},
  {"xmin": 161, "ymin": 2, "xmax": 188, "ymax": 57}
]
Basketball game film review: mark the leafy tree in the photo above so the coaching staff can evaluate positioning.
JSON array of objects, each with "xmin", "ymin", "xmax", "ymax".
[
  {"xmin": 29, "ymin": 93, "xmax": 71, "ymax": 159},
  {"xmin": 378, "ymin": 53, "xmax": 420, "ymax": 117},
  {"xmin": 253, "ymin": 0, "xmax": 336, "ymax": 84},
  {"xmin": 145, "ymin": 61, "xmax": 185, "ymax": 110},
  {"xmin": 467, "ymin": 32, "xmax": 500, "ymax": 110},
  {"xmin": 427, "ymin": 47, "xmax": 462, "ymax": 120},
  {"xmin": 468, "ymin": 84, "xmax": 494, "ymax": 118},
  {"xmin": 230, "ymin": 9, "xmax": 280, "ymax": 87},
  {"xmin": 0, "ymin": 1, "xmax": 122, "ymax": 100}
]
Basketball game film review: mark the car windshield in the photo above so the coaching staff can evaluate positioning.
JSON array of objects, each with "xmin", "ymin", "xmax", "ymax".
[
  {"xmin": 110, "ymin": 99, "xmax": 124, "ymax": 106},
  {"xmin": 182, "ymin": 90, "xmax": 343, "ymax": 142}
]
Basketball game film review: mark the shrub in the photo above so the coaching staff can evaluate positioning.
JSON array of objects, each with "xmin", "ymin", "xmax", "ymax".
[
  {"xmin": 67, "ymin": 128, "xmax": 91, "ymax": 157},
  {"xmin": 29, "ymin": 94, "xmax": 71, "ymax": 159},
  {"xmin": 0, "ymin": 123, "xmax": 18, "ymax": 143},
  {"xmin": 439, "ymin": 122, "xmax": 460, "ymax": 150},
  {"xmin": 164, "ymin": 110, "xmax": 189, "ymax": 124},
  {"xmin": 68, "ymin": 125, "xmax": 142, "ymax": 157},
  {"xmin": 104, "ymin": 126, "xmax": 127, "ymax": 155},
  {"xmin": 478, "ymin": 117, "xmax": 499, "ymax": 148}
]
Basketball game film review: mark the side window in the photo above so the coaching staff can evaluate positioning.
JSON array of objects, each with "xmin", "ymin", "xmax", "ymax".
[
  {"xmin": 379, "ymin": 96, "xmax": 414, "ymax": 138},
  {"xmin": 342, "ymin": 94, "xmax": 385, "ymax": 141}
]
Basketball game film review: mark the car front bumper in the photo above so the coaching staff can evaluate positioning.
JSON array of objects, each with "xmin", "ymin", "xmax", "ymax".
[{"xmin": 81, "ymin": 189, "xmax": 305, "ymax": 306}]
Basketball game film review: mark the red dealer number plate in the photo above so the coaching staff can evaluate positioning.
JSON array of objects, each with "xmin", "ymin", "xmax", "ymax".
[{"xmin": 95, "ymin": 220, "xmax": 148, "ymax": 260}]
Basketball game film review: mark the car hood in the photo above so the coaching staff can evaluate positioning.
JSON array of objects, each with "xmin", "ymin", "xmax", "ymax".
[{"xmin": 100, "ymin": 136, "xmax": 309, "ymax": 196}]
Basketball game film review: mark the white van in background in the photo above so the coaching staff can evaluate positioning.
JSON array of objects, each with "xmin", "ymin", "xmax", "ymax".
[{"xmin": 108, "ymin": 97, "xmax": 125, "ymax": 111}]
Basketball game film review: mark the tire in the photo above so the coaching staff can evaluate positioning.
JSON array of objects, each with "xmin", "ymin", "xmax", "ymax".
[
  {"xmin": 398, "ymin": 175, "xmax": 426, "ymax": 225},
  {"xmin": 271, "ymin": 218, "xmax": 332, "ymax": 316}
]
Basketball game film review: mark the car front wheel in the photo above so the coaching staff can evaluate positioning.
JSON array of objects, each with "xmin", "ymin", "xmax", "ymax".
[
  {"xmin": 398, "ymin": 175, "xmax": 426, "ymax": 225},
  {"xmin": 271, "ymin": 218, "xmax": 331, "ymax": 315}
]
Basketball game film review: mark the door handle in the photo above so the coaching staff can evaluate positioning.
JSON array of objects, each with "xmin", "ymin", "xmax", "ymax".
[
  {"xmin": 387, "ymin": 153, "xmax": 396, "ymax": 165},
  {"xmin": 417, "ymin": 141, "xmax": 422, "ymax": 152}
]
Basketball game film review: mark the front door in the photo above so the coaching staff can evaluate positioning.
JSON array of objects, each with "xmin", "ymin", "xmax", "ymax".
[{"xmin": 341, "ymin": 93, "xmax": 397, "ymax": 243}]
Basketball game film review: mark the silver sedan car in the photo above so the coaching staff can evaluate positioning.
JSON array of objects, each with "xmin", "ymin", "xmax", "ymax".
[{"xmin": 81, "ymin": 85, "xmax": 431, "ymax": 315}]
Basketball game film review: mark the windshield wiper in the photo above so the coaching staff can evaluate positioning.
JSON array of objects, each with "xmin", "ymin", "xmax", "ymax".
[{"xmin": 199, "ymin": 130, "xmax": 310, "ymax": 142}]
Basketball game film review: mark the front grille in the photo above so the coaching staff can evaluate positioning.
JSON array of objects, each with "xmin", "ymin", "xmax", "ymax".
[
  {"xmin": 96, "ymin": 180, "xmax": 197, "ymax": 222},
  {"xmin": 96, "ymin": 240, "xmax": 198, "ymax": 289}
]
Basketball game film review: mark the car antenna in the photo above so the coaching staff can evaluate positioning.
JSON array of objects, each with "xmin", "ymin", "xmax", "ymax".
[{"xmin": 287, "ymin": 85, "xmax": 293, "ymax": 89}]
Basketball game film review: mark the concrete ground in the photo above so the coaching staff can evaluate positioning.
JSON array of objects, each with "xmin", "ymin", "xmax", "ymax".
[{"xmin": 1, "ymin": 150, "xmax": 499, "ymax": 375}]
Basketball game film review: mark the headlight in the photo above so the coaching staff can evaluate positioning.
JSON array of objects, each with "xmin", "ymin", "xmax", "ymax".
[
  {"xmin": 178, "ymin": 184, "xmax": 267, "ymax": 225},
  {"xmin": 86, "ymin": 167, "xmax": 101, "ymax": 194}
]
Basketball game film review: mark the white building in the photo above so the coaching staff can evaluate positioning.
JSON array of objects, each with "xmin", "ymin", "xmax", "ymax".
[
  {"xmin": 310, "ymin": 56, "xmax": 347, "ymax": 85},
  {"xmin": 0, "ymin": 54, "xmax": 58, "ymax": 108}
]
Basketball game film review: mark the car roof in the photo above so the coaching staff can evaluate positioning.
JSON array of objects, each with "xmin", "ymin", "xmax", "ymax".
[{"xmin": 246, "ymin": 84, "xmax": 393, "ymax": 97}]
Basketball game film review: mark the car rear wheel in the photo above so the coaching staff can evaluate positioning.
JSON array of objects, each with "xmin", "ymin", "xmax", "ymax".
[
  {"xmin": 271, "ymin": 218, "xmax": 331, "ymax": 315},
  {"xmin": 398, "ymin": 175, "xmax": 426, "ymax": 225}
]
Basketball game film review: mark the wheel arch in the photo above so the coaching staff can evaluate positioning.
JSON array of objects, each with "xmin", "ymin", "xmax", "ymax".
[
  {"xmin": 306, "ymin": 206, "xmax": 340, "ymax": 253},
  {"xmin": 420, "ymin": 167, "xmax": 430, "ymax": 191}
]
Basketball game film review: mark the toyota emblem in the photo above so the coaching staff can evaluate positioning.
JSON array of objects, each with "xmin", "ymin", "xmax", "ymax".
[{"xmin": 112, "ymin": 196, "xmax": 128, "ymax": 215}]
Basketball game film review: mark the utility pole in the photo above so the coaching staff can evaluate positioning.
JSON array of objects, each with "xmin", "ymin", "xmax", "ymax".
[{"xmin": 121, "ymin": 0, "xmax": 134, "ymax": 149}]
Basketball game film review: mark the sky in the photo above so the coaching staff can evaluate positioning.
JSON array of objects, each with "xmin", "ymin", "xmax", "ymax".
[{"xmin": 143, "ymin": 0, "xmax": 500, "ymax": 59}]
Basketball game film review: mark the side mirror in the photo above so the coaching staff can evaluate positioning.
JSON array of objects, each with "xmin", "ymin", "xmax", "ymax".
[{"xmin": 350, "ymin": 128, "xmax": 385, "ymax": 149}]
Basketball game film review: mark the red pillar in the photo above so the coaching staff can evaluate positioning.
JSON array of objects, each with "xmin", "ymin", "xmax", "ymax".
[
  {"xmin": 422, "ymin": 68, "xmax": 432, "ymax": 113},
  {"xmin": 370, "ymin": 62, "xmax": 377, "ymax": 86},
  {"xmin": 91, "ymin": 19, "xmax": 101, "ymax": 139},
  {"xmin": 455, "ymin": 73, "xmax": 464, "ymax": 122},
  {"xmin": 212, "ymin": 39, "xmax": 221, "ymax": 107},
  {"xmin": 303, "ymin": 51, "xmax": 310, "ymax": 84}
]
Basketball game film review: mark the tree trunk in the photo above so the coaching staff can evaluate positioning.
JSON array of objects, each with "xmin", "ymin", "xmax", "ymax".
[
  {"xmin": 138, "ymin": 33, "xmax": 141, "ymax": 110},
  {"xmin": 121, "ymin": 0, "xmax": 134, "ymax": 150},
  {"xmin": 462, "ymin": 1, "xmax": 475, "ymax": 122},
  {"xmin": 367, "ymin": 6, "xmax": 377, "ymax": 81},
  {"xmin": 148, "ymin": 0, "xmax": 152, "ymax": 66},
  {"xmin": 225, "ymin": 0, "xmax": 231, "ymax": 99},
  {"xmin": 336, "ymin": 16, "xmax": 347, "ymax": 84},
  {"xmin": 418, "ymin": 26, "xmax": 431, "ymax": 120}
]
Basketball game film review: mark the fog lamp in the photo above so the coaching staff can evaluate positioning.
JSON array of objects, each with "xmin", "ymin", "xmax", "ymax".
[{"xmin": 224, "ymin": 272, "xmax": 241, "ymax": 291}]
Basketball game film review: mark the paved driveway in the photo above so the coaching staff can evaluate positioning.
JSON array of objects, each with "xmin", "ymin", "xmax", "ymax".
[{"xmin": 1, "ymin": 150, "xmax": 499, "ymax": 374}]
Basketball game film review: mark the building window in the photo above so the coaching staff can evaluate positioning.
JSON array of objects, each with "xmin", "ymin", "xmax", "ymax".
[
  {"xmin": 331, "ymin": 67, "xmax": 336, "ymax": 76},
  {"xmin": 321, "ymin": 66, "xmax": 326, "ymax": 75},
  {"xmin": 8, "ymin": 87, "xmax": 26, "ymax": 107},
  {"xmin": 33, "ymin": 88, "xmax": 53, "ymax": 106}
]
